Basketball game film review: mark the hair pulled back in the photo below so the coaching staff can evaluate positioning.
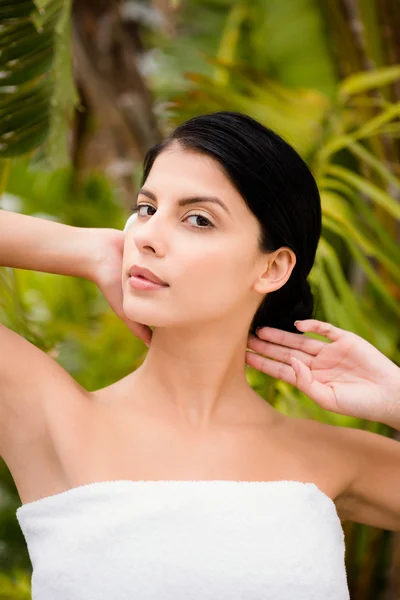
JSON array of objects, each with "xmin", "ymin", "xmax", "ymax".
[{"xmin": 141, "ymin": 111, "xmax": 321, "ymax": 335}]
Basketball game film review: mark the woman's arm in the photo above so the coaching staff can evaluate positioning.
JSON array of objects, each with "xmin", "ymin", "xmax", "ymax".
[
  {"xmin": 0, "ymin": 209, "xmax": 152, "ymax": 343},
  {"xmin": 0, "ymin": 210, "xmax": 150, "ymax": 461},
  {"xmin": 0, "ymin": 209, "xmax": 97, "ymax": 279},
  {"xmin": 0, "ymin": 210, "xmax": 101, "ymax": 459}
]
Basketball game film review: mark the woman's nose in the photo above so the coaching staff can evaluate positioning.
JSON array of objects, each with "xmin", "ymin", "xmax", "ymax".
[{"xmin": 127, "ymin": 210, "xmax": 167, "ymax": 253}]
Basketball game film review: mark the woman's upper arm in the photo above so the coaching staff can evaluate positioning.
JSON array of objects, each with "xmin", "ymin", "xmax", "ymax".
[
  {"xmin": 0, "ymin": 323, "xmax": 88, "ymax": 456},
  {"xmin": 337, "ymin": 426, "xmax": 400, "ymax": 531}
]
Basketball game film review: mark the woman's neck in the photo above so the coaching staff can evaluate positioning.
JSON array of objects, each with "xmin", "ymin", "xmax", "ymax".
[{"xmin": 128, "ymin": 326, "xmax": 262, "ymax": 430}]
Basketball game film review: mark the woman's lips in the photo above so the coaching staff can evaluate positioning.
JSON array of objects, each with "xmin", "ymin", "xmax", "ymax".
[{"xmin": 128, "ymin": 275, "xmax": 169, "ymax": 291}]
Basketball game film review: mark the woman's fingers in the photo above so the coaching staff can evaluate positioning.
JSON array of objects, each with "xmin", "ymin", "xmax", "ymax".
[
  {"xmin": 247, "ymin": 335, "xmax": 315, "ymax": 367},
  {"xmin": 253, "ymin": 325, "xmax": 327, "ymax": 356},
  {"xmin": 293, "ymin": 319, "xmax": 346, "ymax": 342},
  {"xmin": 245, "ymin": 351, "xmax": 338, "ymax": 412},
  {"xmin": 245, "ymin": 351, "xmax": 297, "ymax": 385},
  {"xmin": 290, "ymin": 357, "xmax": 338, "ymax": 412}
]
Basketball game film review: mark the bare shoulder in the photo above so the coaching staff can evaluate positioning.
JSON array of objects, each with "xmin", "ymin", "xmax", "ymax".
[
  {"xmin": 285, "ymin": 416, "xmax": 400, "ymax": 529},
  {"xmin": 282, "ymin": 416, "xmax": 360, "ymax": 512},
  {"xmin": 283, "ymin": 414, "xmax": 359, "ymax": 466},
  {"xmin": 325, "ymin": 423, "xmax": 400, "ymax": 530}
]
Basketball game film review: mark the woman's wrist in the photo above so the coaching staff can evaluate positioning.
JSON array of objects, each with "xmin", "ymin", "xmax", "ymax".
[{"xmin": 83, "ymin": 227, "xmax": 121, "ymax": 284}]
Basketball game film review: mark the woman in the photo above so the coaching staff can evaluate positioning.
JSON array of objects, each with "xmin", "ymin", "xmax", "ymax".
[{"xmin": 0, "ymin": 111, "xmax": 399, "ymax": 599}]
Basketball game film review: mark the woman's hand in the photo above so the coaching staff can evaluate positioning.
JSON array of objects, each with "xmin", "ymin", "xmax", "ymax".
[
  {"xmin": 89, "ymin": 228, "xmax": 152, "ymax": 346},
  {"xmin": 246, "ymin": 319, "xmax": 400, "ymax": 425}
]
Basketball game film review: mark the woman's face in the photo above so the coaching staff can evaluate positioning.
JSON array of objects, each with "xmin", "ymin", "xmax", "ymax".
[{"xmin": 122, "ymin": 144, "xmax": 289, "ymax": 332}]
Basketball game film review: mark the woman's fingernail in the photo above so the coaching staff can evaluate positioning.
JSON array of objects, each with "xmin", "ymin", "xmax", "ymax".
[{"xmin": 294, "ymin": 321, "xmax": 300, "ymax": 326}]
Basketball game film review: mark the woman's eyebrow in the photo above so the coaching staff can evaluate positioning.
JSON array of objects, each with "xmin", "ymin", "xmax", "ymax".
[{"xmin": 137, "ymin": 188, "xmax": 231, "ymax": 217}]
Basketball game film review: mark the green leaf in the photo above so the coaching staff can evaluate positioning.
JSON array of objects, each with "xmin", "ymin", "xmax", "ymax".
[
  {"xmin": 339, "ymin": 65, "xmax": 400, "ymax": 99},
  {"xmin": 317, "ymin": 239, "xmax": 376, "ymax": 341},
  {"xmin": 318, "ymin": 103, "xmax": 400, "ymax": 161},
  {"xmin": 0, "ymin": 102, "xmax": 48, "ymax": 136},
  {"xmin": 0, "ymin": 91, "xmax": 48, "ymax": 122},
  {"xmin": 320, "ymin": 190, "xmax": 400, "ymax": 281},
  {"xmin": 213, "ymin": 3, "xmax": 247, "ymax": 86},
  {"xmin": 313, "ymin": 258, "xmax": 355, "ymax": 330},
  {"xmin": 347, "ymin": 142, "xmax": 400, "ymax": 192},
  {"xmin": 350, "ymin": 102, "xmax": 400, "ymax": 141},
  {"xmin": 0, "ymin": 21, "xmax": 36, "ymax": 49},
  {"xmin": 0, "ymin": 85, "xmax": 52, "ymax": 119},
  {"xmin": 0, "ymin": 46, "xmax": 53, "ymax": 86},
  {"xmin": 0, "ymin": 28, "xmax": 53, "ymax": 63},
  {"xmin": 33, "ymin": 0, "xmax": 54, "ymax": 11},
  {"xmin": 43, "ymin": 0, "xmax": 77, "ymax": 167},
  {"xmin": 0, "ymin": 1, "xmax": 33, "ymax": 20},
  {"xmin": 0, "ymin": 157, "xmax": 11, "ymax": 194},
  {"xmin": 326, "ymin": 165, "xmax": 400, "ymax": 221},
  {"xmin": 32, "ymin": 0, "xmax": 63, "ymax": 31},
  {"xmin": 322, "ymin": 216, "xmax": 400, "ymax": 319},
  {"xmin": 0, "ymin": 0, "xmax": 74, "ymax": 162},
  {"xmin": 0, "ymin": 118, "xmax": 49, "ymax": 156},
  {"xmin": 320, "ymin": 178, "xmax": 400, "ymax": 264}
]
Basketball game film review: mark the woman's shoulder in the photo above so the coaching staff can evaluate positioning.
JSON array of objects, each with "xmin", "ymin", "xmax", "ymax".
[{"xmin": 282, "ymin": 416, "xmax": 358, "ymax": 509}]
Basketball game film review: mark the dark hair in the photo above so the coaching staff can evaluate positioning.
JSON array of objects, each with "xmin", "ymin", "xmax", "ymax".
[{"xmin": 141, "ymin": 111, "xmax": 321, "ymax": 335}]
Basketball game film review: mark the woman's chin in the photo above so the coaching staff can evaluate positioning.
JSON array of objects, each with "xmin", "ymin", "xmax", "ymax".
[{"xmin": 122, "ymin": 306, "xmax": 159, "ymax": 328}]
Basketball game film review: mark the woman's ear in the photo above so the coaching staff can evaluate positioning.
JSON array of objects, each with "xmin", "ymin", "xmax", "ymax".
[{"xmin": 254, "ymin": 248, "xmax": 296, "ymax": 295}]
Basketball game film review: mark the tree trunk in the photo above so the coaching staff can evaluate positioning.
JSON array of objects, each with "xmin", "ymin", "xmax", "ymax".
[{"xmin": 71, "ymin": 0, "xmax": 163, "ymax": 208}]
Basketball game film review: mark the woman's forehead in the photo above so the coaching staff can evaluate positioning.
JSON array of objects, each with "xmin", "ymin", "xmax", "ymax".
[{"xmin": 145, "ymin": 151, "xmax": 243, "ymax": 210}]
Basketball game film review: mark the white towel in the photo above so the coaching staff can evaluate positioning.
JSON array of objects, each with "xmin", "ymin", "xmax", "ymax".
[{"xmin": 16, "ymin": 480, "xmax": 350, "ymax": 599}]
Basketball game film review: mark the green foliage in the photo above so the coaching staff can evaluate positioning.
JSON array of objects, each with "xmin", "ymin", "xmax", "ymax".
[
  {"xmin": 0, "ymin": 0, "xmax": 76, "ymax": 166},
  {"xmin": 0, "ymin": 569, "xmax": 31, "ymax": 600},
  {"xmin": 240, "ymin": 0, "xmax": 337, "ymax": 98},
  {"xmin": 146, "ymin": 0, "xmax": 337, "ymax": 102}
]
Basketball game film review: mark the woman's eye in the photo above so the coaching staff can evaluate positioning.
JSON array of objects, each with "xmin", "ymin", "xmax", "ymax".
[
  {"xmin": 131, "ymin": 204, "xmax": 154, "ymax": 217},
  {"xmin": 130, "ymin": 204, "xmax": 214, "ymax": 230},
  {"xmin": 186, "ymin": 215, "xmax": 214, "ymax": 229}
]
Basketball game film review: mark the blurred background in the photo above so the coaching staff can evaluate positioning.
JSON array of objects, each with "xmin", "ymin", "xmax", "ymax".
[{"xmin": 0, "ymin": 0, "xmax": 399, "ymax": 598}]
